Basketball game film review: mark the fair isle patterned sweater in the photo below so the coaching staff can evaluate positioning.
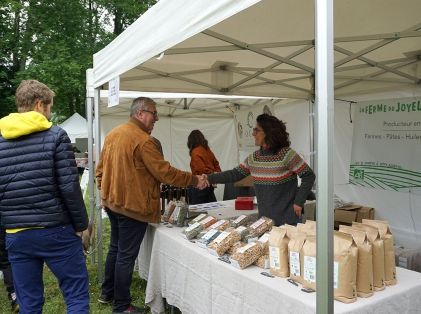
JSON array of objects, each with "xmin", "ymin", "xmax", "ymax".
[{"xmin": 208, "ymin": 147, "xmax": 315, "ymax": 226}]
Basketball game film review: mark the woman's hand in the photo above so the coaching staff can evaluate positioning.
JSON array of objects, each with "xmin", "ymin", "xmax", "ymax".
[{"xmin": 293, "ymin": 204, "xmax": 303, "ymax": 217}]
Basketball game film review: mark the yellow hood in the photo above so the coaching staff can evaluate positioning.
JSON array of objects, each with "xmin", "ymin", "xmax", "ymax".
[{"xmin": 0, "ymin": 111, "xmax": 52, "ymax": 139}]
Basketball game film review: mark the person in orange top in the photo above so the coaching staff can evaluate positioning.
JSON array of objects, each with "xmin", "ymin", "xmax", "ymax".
[{"xmin": 187, "ymin": 130, "xmax": 222, "ymax": 204}]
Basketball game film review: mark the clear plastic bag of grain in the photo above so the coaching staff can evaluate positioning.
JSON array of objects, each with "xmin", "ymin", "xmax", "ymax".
[
  {"xmin": 235, "ymin": 226, "xmax": 249, "ymax": 241},
  {"xmin": 175, "ymin": 201, "xmax": 189, "ymax": 227},
  {"xmin": 254, "ymin": 254, "xmax": 270, "ymax": 269},
  {"xmin": 230, "ymin": 242, "xmax": 263, "ymax": 269},
  {"xmin": 183, "ymin": 222, "xmax": 204, "ymax": 240},
  {"xmin": 226, "ymin": 241, "xmax": 246, "ymax": 255},
  {"xmin": 257, "ymin": 232, "xmax": 270, "ymax": 254},
  {"xmin": 208, "ymin": 219, "xmax": 230, "ymax": 231},
  {"xmin": 248, "ymin": 217, "xmax": 273, "ymax": 238},
  {"xmin": 208, "ymin": 229, "xmax": 241, "ymax": 256},
  {"xmin": 162, "ymin": 201, "xmax": 177, "ymax": 222},
  {"xmin": 197, "ymin": 229, "xmax": 221, "ymax": 248},
  {"xmin": 199, "ymin": 216, "xmax": 217, "ymax": 229},
  {"xmin": 230, "ymin": 215, "xmax": 249, "ymax": 228},
  {"xmin": 188, "ymin": 213, "xmax": 208, "ymax": 226}
]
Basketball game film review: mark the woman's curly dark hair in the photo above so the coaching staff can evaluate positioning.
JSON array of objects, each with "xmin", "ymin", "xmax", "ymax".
[
  {"xmin": 187, "ymin": 130, "xmax": 209, "ymax": 155},
  {"xmin": 256, "ymin": 113, "xmax": 290, "ymax": 153}
]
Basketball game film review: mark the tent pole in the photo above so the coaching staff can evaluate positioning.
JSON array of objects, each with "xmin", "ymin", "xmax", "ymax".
[
  {"xmin": 86, "ymin": 69, "xmax": 96, "ymax": 265},
  {"xmin": 315, "ymin": 0, "xmax": 334, "ymax": 313},
  {"xmin": 94, "ymin": 87, "xmax": 104, "ymax": 283},
  {"xmin": 86, "ymin": 98, "xmax": 95, "ymax": 264},
  {"xmin": 309, "ymin": 99, "xmax": 315, "ymax": 171}
]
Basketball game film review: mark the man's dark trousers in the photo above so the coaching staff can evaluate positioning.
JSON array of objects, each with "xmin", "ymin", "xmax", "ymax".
[{"xmin": 102, "ymin": 208, "xmax": 148, "ymax": 311}]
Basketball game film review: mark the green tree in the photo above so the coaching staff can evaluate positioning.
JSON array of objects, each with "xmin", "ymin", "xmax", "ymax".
[{"xmin": 0, "ymin": 0, "xmax": 155, "ymax": 120}]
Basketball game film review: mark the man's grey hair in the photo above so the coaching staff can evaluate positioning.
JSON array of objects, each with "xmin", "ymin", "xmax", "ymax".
[{"xmin": 130, "ymin": 97, "xmax": 156, "ymax": 117}]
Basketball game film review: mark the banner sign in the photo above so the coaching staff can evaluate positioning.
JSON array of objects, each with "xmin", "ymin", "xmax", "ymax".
[
  {"xmin": 349, "ymin": 97, "xmax": 421, "ymax": 194},
  {"xmin": 108, "ymin": 76, "xmax": 120, "ymax": 107},
  {"xmin": 234, "ymin": 103, "xmax": 273, "ymax": 151}
]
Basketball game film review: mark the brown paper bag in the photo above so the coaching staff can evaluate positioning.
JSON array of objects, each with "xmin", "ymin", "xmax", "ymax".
[
  {"xmin": 304, "ymin": 220, "xmax": 316, "ymax": 231},
  {"xmin": 302, "ymin": 236, "xmax": 317, "ymax": 290},
  {"xmin": 297, "ymin": 223, "xmax": 316, "ymax": 236},
  {"xmin": 268, "ymin": 227, "xmax": 290, "ymax": 277},
  {"xmin": 334, "ymin": 231, "xmax": 358, "ymax": 303},
  {"xmin": 352, "ymin": 222, "xmax": 385, "ymax": 291},
  {"xmin": 281, "ymin": 224, "xmax": 297, "ymax": 239},
  {"xmin": 362, "ymin": 219, "xmax": 397, "ymax": 285},
  {"xmin": 288, "ymin": 232, "xmax": 306, "ymax": 284},
  {"xmin": 339, "ymin": 225, "xmax": 374, "ymax": 297}
]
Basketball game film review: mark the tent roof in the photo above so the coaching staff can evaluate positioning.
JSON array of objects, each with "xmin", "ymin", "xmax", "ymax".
[
  {"xmin": 99, "ymin": 90, "xmax": 280, "ymax": 118},
  {"xmin": 93, "ymin": 0, "xmax": 421, "ymax": 99},
  {"xmin": 59, "ymin": 112, "xmax": 88, "ymax": 142}
]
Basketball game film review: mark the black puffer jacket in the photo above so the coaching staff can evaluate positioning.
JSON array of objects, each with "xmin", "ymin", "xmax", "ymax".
[{"xmin": 0, "ymin": 121, "xmax": 88, "ymax": 232}]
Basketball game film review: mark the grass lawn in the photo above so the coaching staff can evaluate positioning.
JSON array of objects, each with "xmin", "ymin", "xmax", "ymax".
[{"xmin": 0, "ymin": 218, "xmax": 151, "ymax": 313}]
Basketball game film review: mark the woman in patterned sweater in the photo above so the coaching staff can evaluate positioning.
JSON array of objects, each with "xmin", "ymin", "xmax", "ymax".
[{"xmin": 207, "ymin": 114, "xmax": 315, "ymax": 226}]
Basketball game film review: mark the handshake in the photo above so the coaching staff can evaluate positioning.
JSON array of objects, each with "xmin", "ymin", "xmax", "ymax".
[{"xmin": 195, "ymin": 174, "xmax": 211, "ymax": 190}]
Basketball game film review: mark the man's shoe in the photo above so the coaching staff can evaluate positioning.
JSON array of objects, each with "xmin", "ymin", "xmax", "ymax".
[
  {"xmin": 112, "ymin": 304, "xmax": 146, "ymax": 314},
  {"xmin": 9, "ymin": 292, "xmax": 19, "ymax": 313},
  {"xmin": 11, "ymin": 300, "xmax": 19, "ymax": 313},
  {"xmin": 97, "ymin": 294, "xmax": 113, "ymax": 305}
]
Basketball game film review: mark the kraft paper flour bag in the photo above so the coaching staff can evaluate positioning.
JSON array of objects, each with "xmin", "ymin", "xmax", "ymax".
[
  {"xmin": 362, "ymin": 219, "xmax": 397, "ymax": 286},
  {"xmin": 287, "ymin": 232, "xmax": 306, "ymax": 284},
  {"xmin": 302, "ymin": 236, "xmax": 317, "ymax": 291},
  {"xmin": 268, "ymin": 227, "xmax": 290, "ymax": 277},
  {"xmin": 339, "ymin": 225, "xmax": 374, "ymax": 298},
  {"xmin": 353, "ymin": 222, "xmax": 385, "ymax": 291},
  {"xmin": 334, "ymin": 231, "xmax": 358, "ymax": 303}
]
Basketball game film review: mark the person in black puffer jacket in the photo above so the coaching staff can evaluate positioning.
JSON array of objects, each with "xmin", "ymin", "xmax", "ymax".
[{"xmin": 0, "ymin": 80, "xmax": 89, "ymax": 314}]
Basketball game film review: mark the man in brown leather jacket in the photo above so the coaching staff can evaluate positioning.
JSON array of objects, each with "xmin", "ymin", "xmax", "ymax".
[{"xmin": 96, "ymin": 97, "xmax": 206, "ymax": 314}]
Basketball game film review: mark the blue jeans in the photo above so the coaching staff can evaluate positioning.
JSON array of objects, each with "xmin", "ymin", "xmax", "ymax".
[
  {"xmin": 5, "ymin": 224, "xmax": 89, "ymax": 314},
  {"xmin": 102, "ymin": 208, "xmax": 148, "ymax": 311}
]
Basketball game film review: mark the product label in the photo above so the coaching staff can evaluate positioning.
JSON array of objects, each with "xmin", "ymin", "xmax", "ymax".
[
  {"xmin": 303, "ymin": 256, "xmax": 316, "ymax": 283},
  {"xmin": 201, "ymin": 229, "xmax": 219, "ymax": 241},
  {"xmin": 209, "ymin": 220, "xmax": 226, "ymax": 229},
  {"xmin": 191, "ymin": 213, "xmax": 207, "ymax": 224},
  {"xmin": 258, "ymin": 233, "xmax": 270, "ymax": 244},
  {"xmin": 269, "ymin": 246, "xmax": 281, "ymax": 269},
  {"xmin": 170, "ymin": 207, "xmax": 180, "ymax": 222},
  {"xmin": 237, "ymin": 242, "xmax": 257, "ymax": 254},
  {"xmin": 185, "ymin": 222, "xmax": 201, "ymax": 232},
  {"xmin": 233, "ymin": 215, "xmax": 247, "ymax": 224},
  {"xmin": 250, "ymin": 218, "xmax": 265, "ymax": 229},
  {"xmin": 200, "ymin": 216, "xmax": 215, "ymax": 226},
  {"xmin": 334, "ymin": 261, "xmax": 339, "ymax": 289},
  {"xmin": 213, "ymin": 231, "xmax": 229, "ymax": 244},
  {"xmin": 289, "ymin": 251, "xmax": 300, "ymax": 276}
]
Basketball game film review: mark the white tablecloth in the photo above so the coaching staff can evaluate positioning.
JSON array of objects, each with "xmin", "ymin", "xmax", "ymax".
[
  {"xmin": 137, "ymin": 202, "xmax": 421, "ymax": 314},
  {"xmin": 188, "ymin": 199, "xmax": 258, "ymax": 220}
]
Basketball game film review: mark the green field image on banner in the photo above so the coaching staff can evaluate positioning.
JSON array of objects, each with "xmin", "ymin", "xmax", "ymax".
[{"xmin": 349, "ymin": 164, "xmax": 421, "ymax": 192}]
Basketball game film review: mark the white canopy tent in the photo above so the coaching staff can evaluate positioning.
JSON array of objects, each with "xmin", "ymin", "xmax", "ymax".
[
  {"xmin": 93, "ymin": 0, "xmax": 421, "ymax": 98},
  {"xmin": 59, "ymin": 112, "xmax": 88, "ymax": 143},
  {"xmin": 87, "ymin": 0, "xmax": 421, "ymax": 312}
]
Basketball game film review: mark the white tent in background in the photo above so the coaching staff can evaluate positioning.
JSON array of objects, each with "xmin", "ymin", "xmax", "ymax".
[{"xmin": 59, "ymin": 112, "xmax": 88, "ymax": 143}]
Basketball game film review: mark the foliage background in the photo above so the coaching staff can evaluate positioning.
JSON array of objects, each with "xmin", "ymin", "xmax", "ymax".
[{"xmin": 0, "ymin": 0, "xmax": 156, "ymax": 122}]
